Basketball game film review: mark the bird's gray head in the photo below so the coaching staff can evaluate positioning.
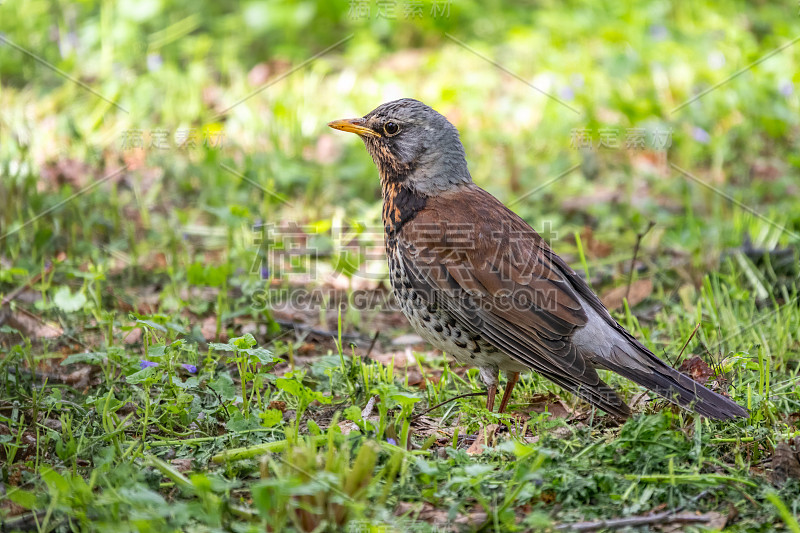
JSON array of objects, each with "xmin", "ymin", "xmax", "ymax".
[{"xmin": 328, "ymin": 98, "xmax": 472, "ymax": 195}]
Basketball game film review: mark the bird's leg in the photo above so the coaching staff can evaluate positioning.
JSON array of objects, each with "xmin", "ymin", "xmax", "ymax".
[
  {"xmin": 479, "ymin": 366, "xmax": 500, "ymax": 412},
  {"xmin": 486, "ymin": 384, "xmax": 497, "ymax": 411},
  {"xmin": 498, "ymin": 372, "xmax": 520, "ymax": 414}
]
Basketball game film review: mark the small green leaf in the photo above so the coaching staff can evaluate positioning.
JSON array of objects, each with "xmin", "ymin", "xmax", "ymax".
[
  {"xmin": 344, "ymin": 405, "xmax": 362, "ymax": 422},
  {"xmin": 391, "ymin": 392, "xmax": 421, "ymax": 406},
  {"xmin": 147, "ymin": 344, "xmax": 166, "ymax": 358},
  {"xmin": 172, "ymin": 376, "xmax": 199, "ymax": 389},
  {"xmin": 135, "ymin": 319, "xmax": 168, "ymax": 333},
  {"xmin": 231, "ymin": 334, "xmax": 257, "ymax": 349},
  {"xmin": 244, "ymin": 347, "xmax": 273, "ymax": 364},
  {"xmin": 208, "ymin": 342, "xmax": 236, "ymax": 352},
  {"xmin": 226, "ymin": 411, "xmax": 261, "ymax": 432},
  {"xmin": 53, "ymin": 286, "xmax": 87, "ymax": 313},
  {"xmin": 61, "ymin": 352, "xmax": 107, "ymax": 365},
  {"xmin": 126, "ymin": 366, "xmax": 160, "ymax": 384},
  {"xmin": 260, "ymin": 409, "xmax": 283, "ymax": 428},
  {"xmin": 464, "ymin": 464, "xmax": 494, "ymax": 477},
  {"xmin": 276, "ymin": 377, "xmax": 303, "ymax": 398},
  {"xmin": 7, "ymin": 488, "xmax": 38, "ymax": 509},
  {"xmin": 41, "ymin": 468, "xmax": 70, "ymax": 494},
  {"xmin": 307, "ymin": 419, "xmax": 321, "ymax": 435},
  {"xmin": 208, "ymin": 373, "xmax": 236, "ymax": 401}
]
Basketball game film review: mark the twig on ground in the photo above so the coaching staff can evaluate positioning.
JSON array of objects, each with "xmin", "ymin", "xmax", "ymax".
[
  {"xmin": 556, "ymin": 511, "xmax": 713, "ymax": 532},
  {"xmin": 365, "ymin": 330, "xmax": 380, "ymax": 359},
  {"xmin": 625, "ymin": 220, "xmax": 655, "ymax": 303},
  {"xmin": 672, "ymin": 322, "xmax": 701, "ymax": 367},
  {"xmin": 273, "ymin": 318, "xmax": 364, "ymax": 341},
  {"xmin": 411, "ymin": 392, "xmax": 487, "ymax": 421},
  {"xmin": 1, "ymin": 263, "xmax": 54, "ymax": 307}
]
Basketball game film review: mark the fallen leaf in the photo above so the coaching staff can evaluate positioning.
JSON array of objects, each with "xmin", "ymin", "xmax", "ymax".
[
  {"xmin": 268, "ymin": 401, "xmax": 287, "ymax": 412},
  {"xmin": 581, "ymin": 226, "xmax": 614, "ymax": 258},
  {"xmin": 201, "ymin": 315, "xmax": 227, "ymax": 342},
  {"xmin": 466, "ymin": 424, "xmax": 499, "ymax": 455},
  {"xmin": 677, "ymin": 356, "xmax": 714, "ymax": 385},
  {"xmin": 601, "ymin": 279, "xmax": 653, "ymax": 310},
  {"xmin": 395, "ymin": 501, "xmax": 487, "ymax": 531},
  {"xmin": 771, "ymin": 441, "xmax": 800, "ymax": 486},
  {"xmin": 170, "ymin": 459, "xmax": 193, "ymax": 472},
  {"xmin": 3, "ymin": 309, "xmax": 63, "ymax": 338},
  {"xmin": 63, "ymin": 367, "xmax": 93, "ymax": 389},
  {"xmin": 525, "ymin": 393, "xmax": 572, "ymax": 420},
  {"xmin": 40, "ymin": 158, "xmax": 91, "ymax": 189}
]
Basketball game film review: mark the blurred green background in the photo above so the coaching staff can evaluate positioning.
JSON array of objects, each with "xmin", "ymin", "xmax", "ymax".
[
  {"xmin": 2, "ymin": 0, "xmax": 799, "ymax": 275},
  {"xmin": 2, "ymin": 2, "xmax": 800, "ymax": 530}
]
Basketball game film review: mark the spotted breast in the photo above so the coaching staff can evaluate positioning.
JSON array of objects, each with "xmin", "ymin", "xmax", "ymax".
[{"xmin": 382, "ymin": 181, "xmax": 526, "ymax": 388}]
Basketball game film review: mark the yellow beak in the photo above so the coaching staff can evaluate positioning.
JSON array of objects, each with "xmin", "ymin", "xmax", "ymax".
[{"xmin": 327, "ymin": 118, "xmax": 381, "ymax": 138}]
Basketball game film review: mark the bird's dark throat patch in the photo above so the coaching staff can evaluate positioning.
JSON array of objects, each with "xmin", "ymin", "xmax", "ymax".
[
  {"xmin": 382, "ymin": 181, "xmax": 427, "ymax": 236},
  {"xmin": 368, "ymin": 136, "xmax": 413, "ymax": 183}
]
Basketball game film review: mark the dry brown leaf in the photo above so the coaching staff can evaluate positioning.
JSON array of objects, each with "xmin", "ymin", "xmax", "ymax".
[
  {"xmin": 40, "ymin": 158, "xmax": 92, "ymax": 189},
  {"xmin": 581, "ymin": 226, "xmax": 614, "ymax": 258},
  {"xmin": 3, "ymin": 309, "xmax": 63, "ymax": 339},
  {"xmin": 63, "ymin": 367, "xmax": 93, "ymax": 389},
  {"xmin": 466, "ymin": 424, "xmax": 499, "ymax": 455},
  {"xmin": 268, "ymin": 401, "xmax": 287, "ymax": 412},
  {"xmin": 526, "ymin": 393, "xmax": 572, "ymax": 420},
  {"xmin": 170, "ymin": 459, "xmax": 193, "ymax": 473},
  {"xmin": 395, "ymin": 501, "xmax": 486, "ymax": 531},
  {"xmin": 771, "ymin": 441, "xmax": 800, "ymax": 486},
  {"xmin": 601, "ymin": 279, "xmax": 653, "ymax": 310},
  {"xmin": 677, "ymin": 356, "xmax": 714, "ymax": 385},
  {"xmin": 201, "ymin": 315, "xmax": 227, "ymax": 342},
  {"xmin": 369, "ymin": 349, "xmax": 415, "ymax": 368}
]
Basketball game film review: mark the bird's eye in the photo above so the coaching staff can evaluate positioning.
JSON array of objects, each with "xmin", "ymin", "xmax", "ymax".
[{"xmin": 383, "ymin": 122, "xmax": 400, "ymax": 136}]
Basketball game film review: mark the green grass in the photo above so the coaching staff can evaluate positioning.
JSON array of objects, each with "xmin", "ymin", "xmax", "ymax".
[{"xmin": 2, "ymin": 0, "xmax": 800, "ymax": 531}]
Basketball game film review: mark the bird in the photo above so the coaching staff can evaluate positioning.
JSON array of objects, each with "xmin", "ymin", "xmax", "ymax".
[{"xmin": 328, "ymin": 98, "xmax": 748, "ymax": 421}]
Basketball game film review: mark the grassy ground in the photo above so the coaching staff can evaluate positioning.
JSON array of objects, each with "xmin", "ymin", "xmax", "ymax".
[{"xmin": 1, "ymin": 0, "xmax": 800, "ymax": 531}]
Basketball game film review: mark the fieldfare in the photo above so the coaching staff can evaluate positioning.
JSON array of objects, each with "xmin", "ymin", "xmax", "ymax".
[{"xmin": 329, "ymin": 98, "xmax": 747, "ymax": 420}]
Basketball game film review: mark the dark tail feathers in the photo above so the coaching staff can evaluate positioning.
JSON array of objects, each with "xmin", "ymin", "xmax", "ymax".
[{"xmin": 604, "ymin": 347, "xmax": 748, "ymax": 420}]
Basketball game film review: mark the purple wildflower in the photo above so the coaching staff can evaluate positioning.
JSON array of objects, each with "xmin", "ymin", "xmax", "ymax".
[
  {"xmin": 261, "ymin": 265, "xmax": 270, "ymax": 279},
  {"xmin": 181, "ymin": 364, "xmax": 198, "ymax": 374},
  {"xmin": 649, "ymin": 24, "xmax": 668, "ymax": 41},
  {"xmin": 708, "ymin": 51, "xmax": 725, "ymax": 70},
  {"xmin": 691, "ymin": 127, "xmax": 711, "ymax": 144},
  {"xmin": 146, "ymin": 53, "xmax": 163, "ymax": 72},
  {"xmin": 387, "ymin": 438, "xmax": 398, "ymax": 446},
  {"xmin": 140, "ymin": 360, "xmax": 158, "ymax": 369},
  {"xmin": 779, "ymin": 81, "xmax": 793, "ymax": 97}
]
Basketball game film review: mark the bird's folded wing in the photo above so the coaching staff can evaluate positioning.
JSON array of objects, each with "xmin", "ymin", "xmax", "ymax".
[{"xmin": 398, "ymin": 185, "xmax": 616, "ymax": 398}]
